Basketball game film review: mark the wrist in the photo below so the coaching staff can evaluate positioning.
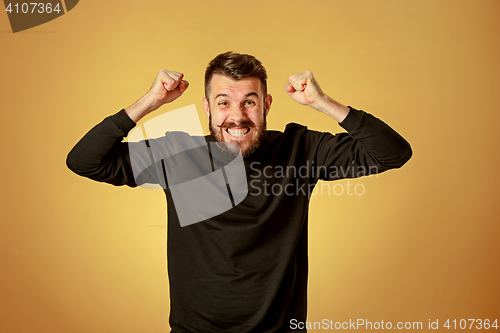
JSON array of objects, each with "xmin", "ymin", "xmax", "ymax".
[
  {"xmin": 125, "ymin": 94, "xmax": 156, "ymax": 123},
  {"xmin": 314, "ymin": 95, "xmax": 349, "ymax": 123}
]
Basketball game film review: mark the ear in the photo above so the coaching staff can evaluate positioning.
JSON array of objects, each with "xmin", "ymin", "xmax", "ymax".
[
  {"xmin": 264, "ymin": 94, "xmax": 272, "ymax": 117},
  {"xmin": 202, "ymin": 97, "xmax": 210, "ymax": 119}
]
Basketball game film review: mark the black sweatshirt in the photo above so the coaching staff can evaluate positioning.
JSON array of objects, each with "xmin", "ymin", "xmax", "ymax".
[{"xmin": 67, "ymin": 107, "xmax": 412, "ymax": 332}]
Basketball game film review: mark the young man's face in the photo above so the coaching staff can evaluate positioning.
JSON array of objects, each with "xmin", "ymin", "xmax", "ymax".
[{"xmin": 203, "ymin": 74, "xmax": 272, "ymax": 157}]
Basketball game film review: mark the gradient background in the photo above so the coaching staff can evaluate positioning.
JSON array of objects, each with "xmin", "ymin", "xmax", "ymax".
[{"xmin": 1, "ymin": 0, "xmax": 499, "ymax": 332}]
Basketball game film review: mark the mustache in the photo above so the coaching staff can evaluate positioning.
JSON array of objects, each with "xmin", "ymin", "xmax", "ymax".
[{"xmin": 216, "ymin": 119, "xmax": 257, "ymax": 129}]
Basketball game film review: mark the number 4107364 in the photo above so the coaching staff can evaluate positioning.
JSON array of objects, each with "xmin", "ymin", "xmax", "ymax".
[
  {"xmin": 444, "ymin": 319, "xmax": 498, "ymax": 330},
  {"xmin": 5, "ymin": 3, "xmax": 61, "ymax": 14}
]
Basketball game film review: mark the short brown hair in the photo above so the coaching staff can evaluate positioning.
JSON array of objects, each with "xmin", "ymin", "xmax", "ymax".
[{"xmin": 204, "ymin": 51, "xmax": 268, "ymax": 99}]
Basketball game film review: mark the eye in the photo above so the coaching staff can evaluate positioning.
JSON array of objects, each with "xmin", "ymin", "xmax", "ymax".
[
  {"xmin": 218, "ymin": 101, "xmax": 228, "ymax": 106},
  {"xmin": 244, "ymin": 100, "xmax": 255, "ymax": 106}
]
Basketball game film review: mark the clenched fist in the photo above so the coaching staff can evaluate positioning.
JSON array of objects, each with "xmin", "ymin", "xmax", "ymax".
[
  {"xmin": 147, "ymin": 69, "xmax": 189, "ymax": 109},
  {"xmin": 284, "ymin": 70, "xmax": 325, "ymax": 109},
  {"xmin": 284, "ymin": 70, "xmax": 349, "ymax": 122},
  {"xmin": 126, "ymin": 69, "xmax": 189, "ymax": 123}
]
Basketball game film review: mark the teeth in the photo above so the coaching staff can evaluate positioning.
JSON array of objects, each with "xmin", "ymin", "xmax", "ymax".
[{"xmin": 227, "ymin": 128, "xmax": 249, "ymax": 137}]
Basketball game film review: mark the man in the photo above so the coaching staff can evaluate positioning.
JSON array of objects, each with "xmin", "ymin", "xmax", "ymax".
[{"xmin": 67, "ymin": 52, "xmax": 412, "ymax": 332}]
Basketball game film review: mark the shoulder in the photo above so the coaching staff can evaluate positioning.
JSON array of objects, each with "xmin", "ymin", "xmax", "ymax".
[
  {"xmin": 129, "ymin": 131, "xmax": 208, "ymax": 162},
  {"xmin": 265, "ymin": 123, "xmax": 309, "ymax": 141},
  {"xmin": 280, "ymin": 122, "xmax": 335, "ymax": 144},
  {"xmin": 262, "ymin": 122, "xmax": 338, "ymax": 148},
  {"xmin": 261, "ymin": 123, "xmax": 334, "ymax": 154}
]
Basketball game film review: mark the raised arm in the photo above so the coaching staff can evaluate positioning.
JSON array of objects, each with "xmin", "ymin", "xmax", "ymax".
[
  {"xmin": 66, "ymin": 69, "xmax": 189, "ymax": 186},
  {"xmin": 284, "ymin": 70, "xmax": 412, "ymax": 179}
]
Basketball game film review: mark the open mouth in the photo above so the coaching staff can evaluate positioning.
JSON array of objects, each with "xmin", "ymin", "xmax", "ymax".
[{"xmin": 225, "ymin": 127, "xmax": 250, "ymax": 138}]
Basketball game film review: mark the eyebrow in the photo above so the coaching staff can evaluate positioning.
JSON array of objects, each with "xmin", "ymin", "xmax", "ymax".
[
  {"xmin": 214, "ymin": 93, "xmax": 229, "ymax": 100},
  {"xmin": 214, "ymin": 92, "xmax": 259, "ymax": 101},
  {"xmin": 245, "ymin": 92, "xmax": 259, "ymax": 98}
]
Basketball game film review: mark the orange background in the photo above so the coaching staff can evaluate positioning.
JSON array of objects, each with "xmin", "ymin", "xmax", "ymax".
[{"xmin": 1, "ymin": 0, "xmax": 499, "ymax": 332}]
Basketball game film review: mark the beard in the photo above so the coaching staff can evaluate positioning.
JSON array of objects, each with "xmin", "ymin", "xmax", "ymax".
[{"xmin": 209, "ymin": 113, "xmax": 267, "ymax": 158}]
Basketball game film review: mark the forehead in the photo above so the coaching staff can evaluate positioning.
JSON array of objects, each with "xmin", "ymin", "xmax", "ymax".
[{"xmin": 208, "ymin": 74, "xmax": 263, "ymax": 100}]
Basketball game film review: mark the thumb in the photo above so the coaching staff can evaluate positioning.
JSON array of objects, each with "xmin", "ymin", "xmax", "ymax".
[
  {"xmin": 284, "ymin": 83, "xmax": 295, "ymax": 95},
  {"xmin": 178, "ymin": 80, "xmax": 189, "ymax": 94}
]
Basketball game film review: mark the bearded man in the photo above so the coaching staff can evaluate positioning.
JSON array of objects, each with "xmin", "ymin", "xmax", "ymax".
[{"xmin": 67, "ymin": 52, "xmax": 412, "ymax": 332}]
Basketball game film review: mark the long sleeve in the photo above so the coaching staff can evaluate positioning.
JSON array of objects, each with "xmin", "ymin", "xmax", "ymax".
[
  {"xmin": 66, "ymin": 110, "xmax": 139, "ymax": 187},
  {"xmin": 309, "ymin": 106, "xmax": 412, "ymax": 181}
]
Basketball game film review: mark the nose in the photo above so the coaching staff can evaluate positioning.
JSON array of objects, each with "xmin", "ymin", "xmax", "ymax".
[{"xmin": 228, "ymin": 104, "xmax": 246, "ymax": 122}]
